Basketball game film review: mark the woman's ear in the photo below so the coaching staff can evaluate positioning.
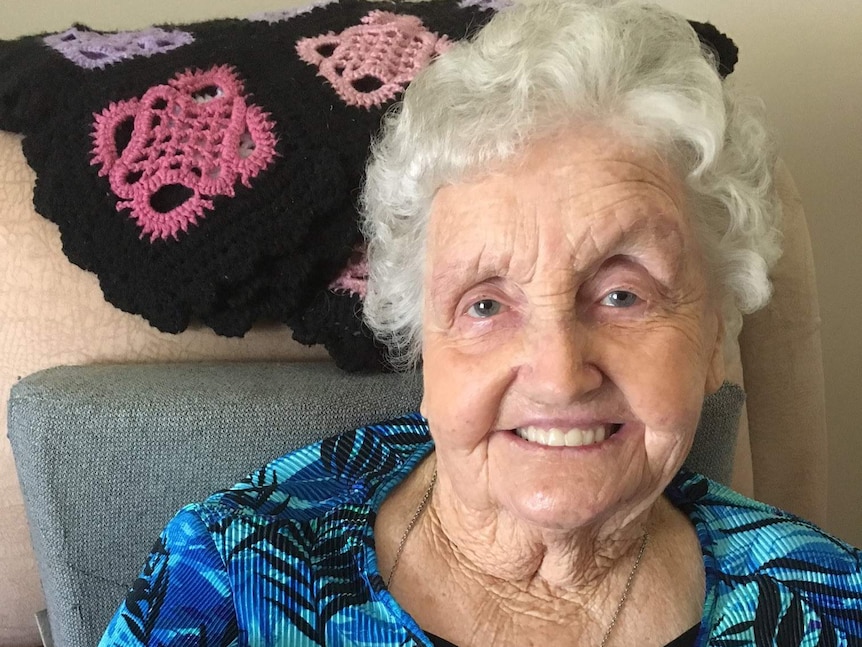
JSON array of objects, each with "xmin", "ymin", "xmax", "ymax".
[{"xmin": 705, "ymin": 312, "xmax": 726, "ymax": 395}]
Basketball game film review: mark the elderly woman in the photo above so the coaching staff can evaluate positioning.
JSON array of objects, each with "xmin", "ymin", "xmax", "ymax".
[{"xmin": 100, "ymin": 1, "xmax": 862, "ymax": 645}]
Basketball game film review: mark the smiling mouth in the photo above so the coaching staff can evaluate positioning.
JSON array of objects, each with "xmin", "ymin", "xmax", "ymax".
[{"xmin": 514, "ymin": 424, "xmax": 623, "ymax": 447}]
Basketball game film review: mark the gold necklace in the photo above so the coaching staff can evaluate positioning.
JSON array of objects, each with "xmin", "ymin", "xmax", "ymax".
[
  {"xmin": 599, "ymin": 530, "xmax": 649, "ymax": 647},
  {"xmin": 385, "ymin": 469, "xmax": 649, "ymax": 647},
  {"xmin": 385, "ymin": 469, "xmax": 437, "ymax": 588}
]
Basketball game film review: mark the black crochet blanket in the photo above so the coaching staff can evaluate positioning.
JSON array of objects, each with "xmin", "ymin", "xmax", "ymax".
[{"xmin": 0, "ymin": 0, "xmax": 736, "ymax": 372}]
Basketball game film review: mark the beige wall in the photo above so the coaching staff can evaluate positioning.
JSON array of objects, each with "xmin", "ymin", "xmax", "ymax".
[{"xmin": 1, "ymin": 1, "xmax": 860, "ymax": 548}]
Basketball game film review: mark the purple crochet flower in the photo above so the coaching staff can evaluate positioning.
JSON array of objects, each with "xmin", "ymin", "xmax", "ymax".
[{"xmin": 43, "ymin": 26, "xmax": 194, "ymax": 70}]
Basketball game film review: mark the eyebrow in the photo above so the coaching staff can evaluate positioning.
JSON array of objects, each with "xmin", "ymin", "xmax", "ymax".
[
  {"xmin": 427, "ymin": 250, "xmax": 505, "ymax": 301},
  {"xmin": 603, "ymin": 216, "xmax": 686, "ymax": 252}
]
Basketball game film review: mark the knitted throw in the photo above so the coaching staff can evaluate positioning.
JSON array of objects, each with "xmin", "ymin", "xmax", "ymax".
[{"xmin": 0, "ymin": 0, "xmax": 737, "ymax": 372}]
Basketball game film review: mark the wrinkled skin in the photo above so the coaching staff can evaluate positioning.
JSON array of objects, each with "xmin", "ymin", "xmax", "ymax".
[{"xmin": 419, "ymin": 127, "xmax": 724, "ymax": 589}]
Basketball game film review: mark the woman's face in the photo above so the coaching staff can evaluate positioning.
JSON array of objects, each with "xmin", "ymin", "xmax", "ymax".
[{"xmin": 420, "ymin": 128, "xmax": 724, "ymax": 532}]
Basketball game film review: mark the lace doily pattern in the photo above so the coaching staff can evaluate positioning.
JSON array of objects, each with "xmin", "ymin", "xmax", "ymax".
[
  {"xmin": 91, "ymin": 66, "xmax": 278, "ymax": 241},
  {"xmin": 43, "ymin": 26, "xmax": 193, "ymax": 70},
  {"xmin": 296, "ymin": 10, "xmax": 451, "ymax": 109}
]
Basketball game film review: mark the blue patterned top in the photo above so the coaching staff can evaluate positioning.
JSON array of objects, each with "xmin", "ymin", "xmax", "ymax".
[{"xmin": 99, "ymin": 414, "xmax": 862, "ymax": 646}]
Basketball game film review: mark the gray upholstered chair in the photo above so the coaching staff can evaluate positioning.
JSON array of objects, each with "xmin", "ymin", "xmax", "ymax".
[{"xmin": 7, "ymin": 361, "xmax": 744, "ymax": 647}]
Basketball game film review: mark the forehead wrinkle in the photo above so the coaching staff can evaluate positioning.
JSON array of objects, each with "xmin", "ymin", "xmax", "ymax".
[
  {"xmin": 428, "ymin": 184, "xmax": 540, "ymax": 290},
  {"xmin": 550, "ymin": 155, "xmax": 680, "ymax": 239},
  {"xmin": 428, "ymin": 247, "xmax": 526, "ymax": 298},
  {"xmin": 548, "ymin": 152, "xmax": 681, "ymax": 191},
  {"xmin": 563, "ymin": 193, "xmax": 691, "ymax": 284}
]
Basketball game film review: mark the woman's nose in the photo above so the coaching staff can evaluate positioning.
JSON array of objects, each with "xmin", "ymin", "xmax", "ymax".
[{"xmin": 518, "ymin": 319, "xmax": 603, "ymax": 406}]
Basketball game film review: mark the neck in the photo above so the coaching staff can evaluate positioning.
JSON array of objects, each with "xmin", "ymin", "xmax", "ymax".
[
  {"xmin": 423, "ymin": 473, "xmax": 658, "ymax": 594},
  {"xmin": 381, "ymin": 460, "xmax": 704, "ymax": 647}
]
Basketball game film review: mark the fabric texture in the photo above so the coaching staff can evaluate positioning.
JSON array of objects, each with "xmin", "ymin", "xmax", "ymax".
[
  {"xmin": 0, "ymin": 4, "xmax": 737, "ymax": 371},
  {"xmin": 97, "ymin": 416, "xmax": 862, "ymax": 646},
  {"xmin": 0, "ymin": 0, "xmax": 496, "ymax": 370},
  {"xmin": 8, "ymin": 362, "xmax": 423, "ymax": 647},
  {"xmin": 682, "ymin": 382, "xmax": 744, "ymax": 486}
]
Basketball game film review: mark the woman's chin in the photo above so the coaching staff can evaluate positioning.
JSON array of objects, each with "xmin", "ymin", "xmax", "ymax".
[
  {"xmin": 485, "ymin": 423, "xmax": 651, "ymax": 531},
  {"xmin": 504, "ymin": 498, "xmax": 611, "ymax": 533}
]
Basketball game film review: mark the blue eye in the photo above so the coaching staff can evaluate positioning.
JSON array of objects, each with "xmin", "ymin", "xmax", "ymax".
[
  {"xmin": 600, "ymin": 290, "xmax": 639, "ymax": 307},
  {"xmin": 467, "ymin": 299, "xmax": 502, "ymax": 318}
]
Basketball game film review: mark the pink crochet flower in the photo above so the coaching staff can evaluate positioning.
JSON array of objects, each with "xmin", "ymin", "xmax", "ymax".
[
  {"xmin": 296, "ymin": 10, "xmax": 451, "ymax": 109},
  {"xmin": 91, "ymin": 65, "xmax": 278, "ymax": 242},
  {"xmin": 329, "ymin": 245, "xmax": 368, "ymax": 298}
]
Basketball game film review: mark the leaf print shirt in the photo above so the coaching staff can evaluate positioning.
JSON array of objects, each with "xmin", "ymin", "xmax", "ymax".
[{"xmin": 99, "ymin": 414, "xmax": 862, "ymax": 646}]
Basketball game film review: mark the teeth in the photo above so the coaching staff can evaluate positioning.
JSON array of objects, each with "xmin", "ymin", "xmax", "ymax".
[
  {"xmin": 564, "ymin": 429, "xmax": 583, "ymax": 447},
  {"xmin": 515, "ymin": 425, "xmax": 612, "ymax": 447}
]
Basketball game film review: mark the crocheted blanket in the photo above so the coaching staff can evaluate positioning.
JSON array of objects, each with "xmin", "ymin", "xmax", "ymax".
[{"xmin": 0, "ymin": 0, "xmax": 737, "ymax": 372}]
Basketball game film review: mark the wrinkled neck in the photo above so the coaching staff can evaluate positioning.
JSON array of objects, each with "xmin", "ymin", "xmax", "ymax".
[{"xmin": 423, "ymin": 474, "xmax": 658, "ymax": 594}]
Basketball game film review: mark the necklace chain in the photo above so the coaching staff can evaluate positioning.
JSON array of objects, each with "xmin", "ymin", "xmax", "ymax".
[
  {"xmin": 385, "ymin": 468, "xmax": 649, "ymax": 647},
  {"xmin": 386, "ymin": 469, "xmax": 437, "ymax": 588},
  {"xmin": 599, "ymin": 530, "xmax": 650, "ymax": 647}
]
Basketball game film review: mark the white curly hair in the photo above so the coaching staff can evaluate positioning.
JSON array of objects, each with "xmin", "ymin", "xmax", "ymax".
[{"xmin": 361, "ymin": 0, "xmax": 782, "ymax": 369}]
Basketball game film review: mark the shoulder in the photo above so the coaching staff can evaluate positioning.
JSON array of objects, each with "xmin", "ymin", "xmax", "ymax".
[
  {"xmin": 203, "ymin": 412, "xmax": 433, "ymax": 523},
  {"xmin": 667, "ymin": 471, "xmax": 862, "ymax": 642},
  {"xmin": 101, "ymin": 414, "xmax": 432, "ymax": 645},
  {"xmin": 100, "ymin": 505, "xmax": 239, "ymax": 645},
  {"xmin": 668, "ymin": 470, "xmax": 861, "ymax": 575}
]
